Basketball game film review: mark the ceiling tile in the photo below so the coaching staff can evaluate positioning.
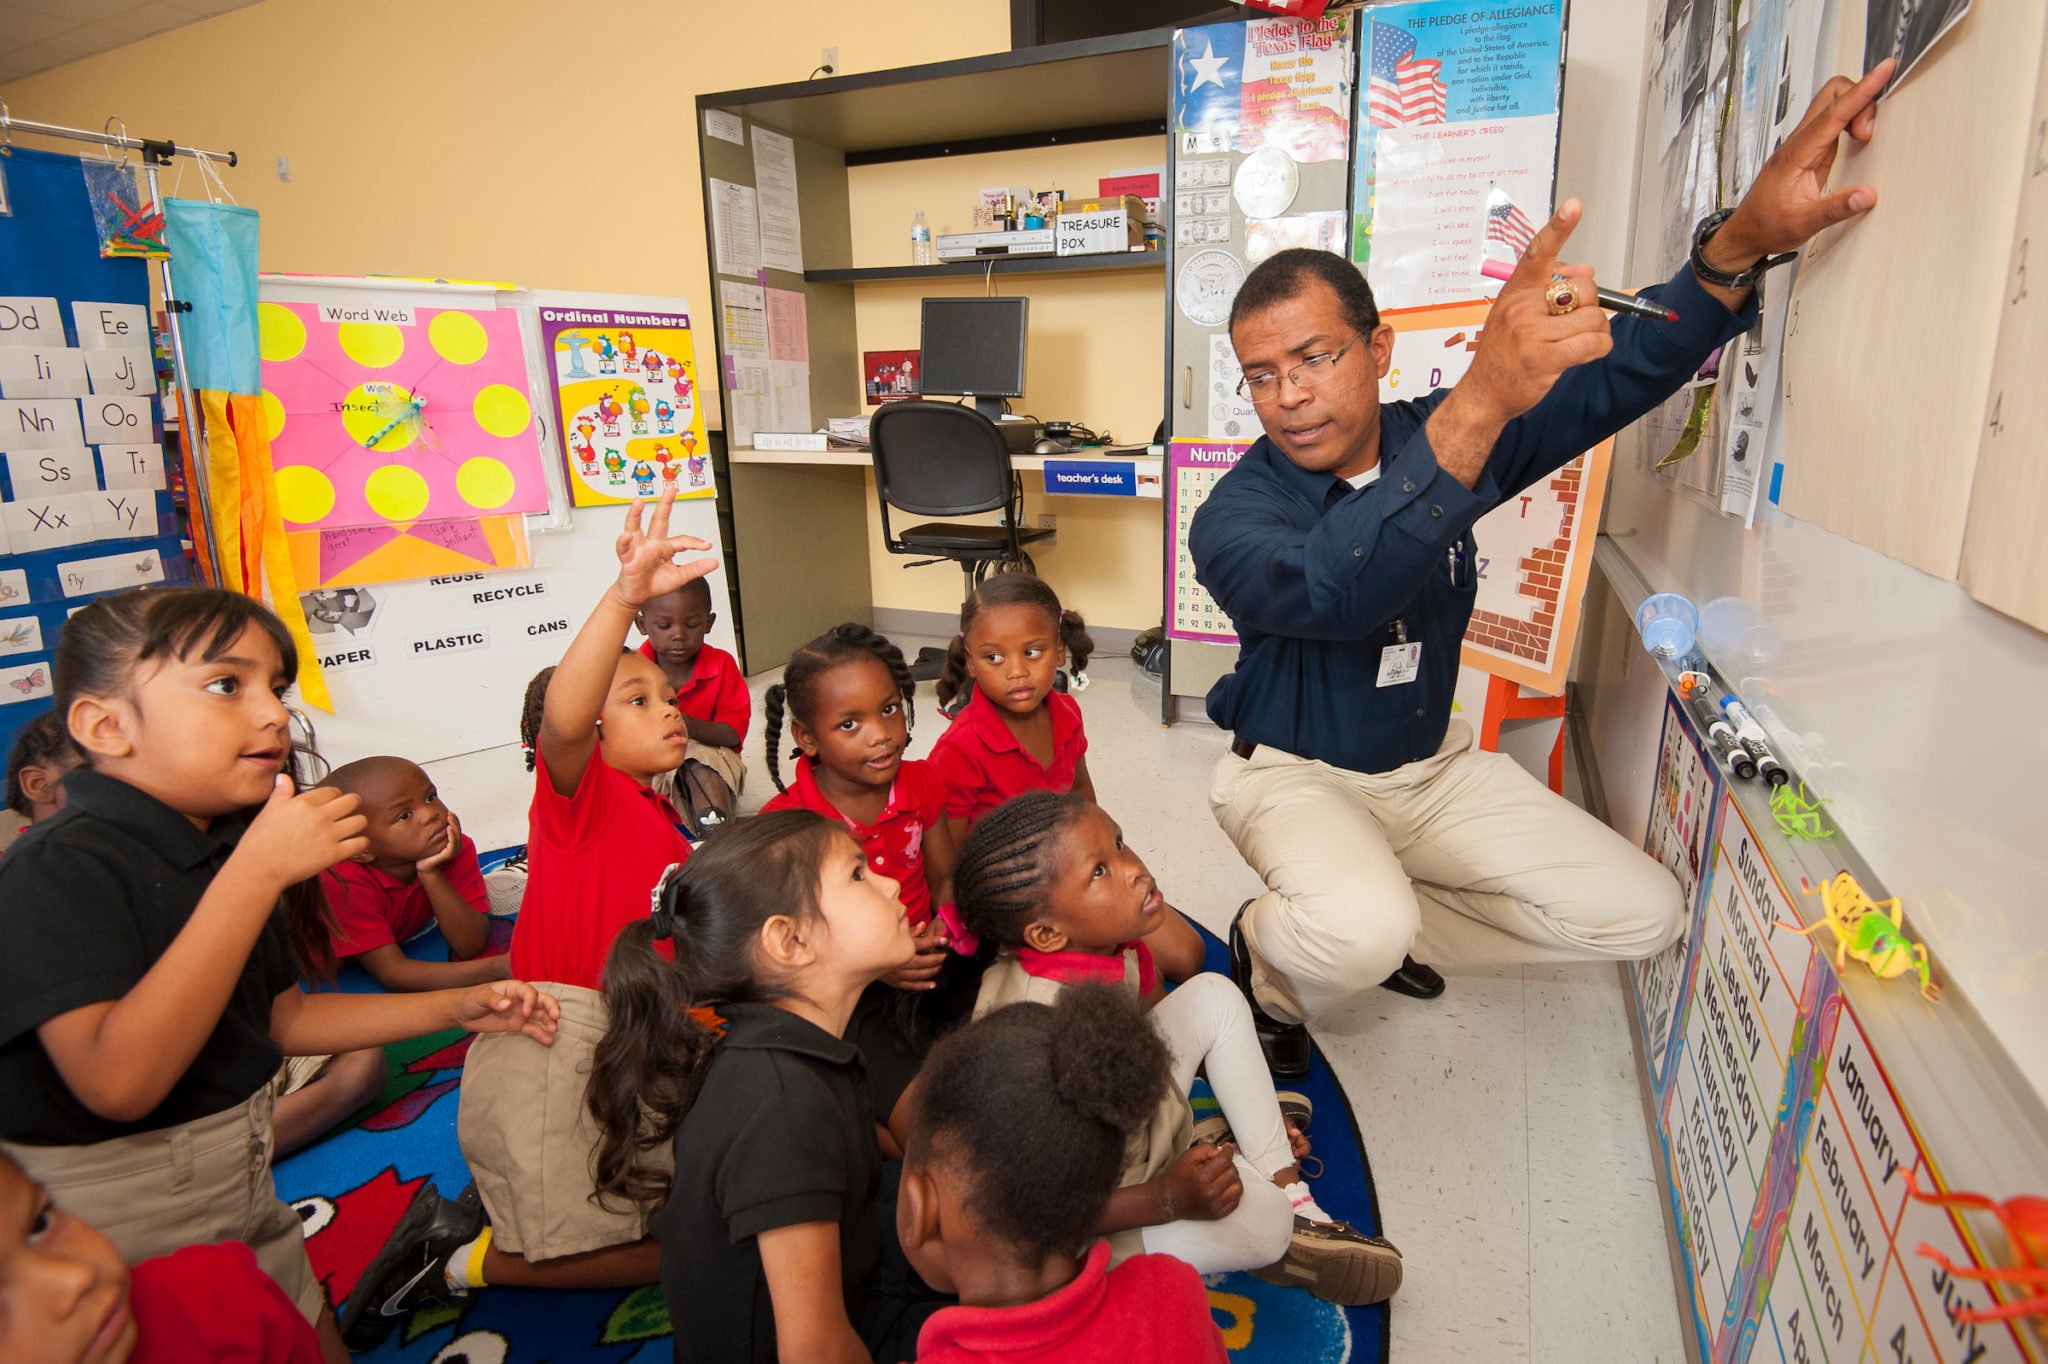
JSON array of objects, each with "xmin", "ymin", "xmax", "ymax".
[
  {"xmin": 5, "ymin": 0, "xmax": 146, "ymax": 22},
  {"xmin": 0, "ymin": 5, "xmax": 82, "ymax": 43},
  {"xmin": 101, "ymin": 2, "xmax": 202, "ymax": 42}
]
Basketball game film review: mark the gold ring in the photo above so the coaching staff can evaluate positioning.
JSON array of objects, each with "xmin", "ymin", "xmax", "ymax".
[{"xmin": 1545, "ymin": 276, "xmax": 1580, "ymax": 315}]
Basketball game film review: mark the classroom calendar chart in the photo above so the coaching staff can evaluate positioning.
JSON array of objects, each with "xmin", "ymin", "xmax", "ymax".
[
  {"xmin": 1627, "ymin": 699, "xmax": 2045, "ymax": 1364},
  {"xmin": 1167, "ymin": 438, "xmax": 1249, "ymax": 643}
]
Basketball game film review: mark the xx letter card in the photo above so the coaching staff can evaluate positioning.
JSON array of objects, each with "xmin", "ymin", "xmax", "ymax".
[
  {"xmin": 0, "ymin": 345, "xmax": 89, "ymax": 399},
  {"xmin": 57, "ymin": 546, "xmax": 164, "ymax": 597},
  {"xmin": 99, "ymin": 443, "xmax": 166, "ymax": 491},
  {"xmin": 82, "ymin": 395, "xmax": 152, "ymax": 445},
  {"xmin": 0, "ymin": 298, "xmax": 63, "ymax": 347},
  {"xmin": 4, "ymin": 447, "xmax": 99, "ymax": 497},
  {"xmin": 1, "ymin": 398, "xmax": 84, "ymax": 451},
  {"xmin": 70, "ymin": 301, "xmax": 148, "ymax": 349},
  {"xmin": 1, "ymin": 492, "xmax": 92, "ymax": 551},
  {"xmin": 84, "ymin": 348, "xmax": 152, "ymax": 397}
]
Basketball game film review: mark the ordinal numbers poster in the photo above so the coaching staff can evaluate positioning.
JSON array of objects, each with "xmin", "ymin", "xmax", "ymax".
[
  {"xmin": 538, "ymin": 306, "xmax": 711, "ymax": 508},
  {"xmin": 1352, "ymin": 0, "xmax": 1566, "ymax": 309}
]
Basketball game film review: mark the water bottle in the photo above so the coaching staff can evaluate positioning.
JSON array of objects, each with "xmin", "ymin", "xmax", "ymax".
[
  {"xmin": 911, "ymin": 210, "xmax": 934, "ymax": 267},
  {"xmin": 1635, "ymin": 592, "xmax": 1698, "ymax": 659}
]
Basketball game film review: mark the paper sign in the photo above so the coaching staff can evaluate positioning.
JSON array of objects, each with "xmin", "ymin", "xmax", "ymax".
[
  {"xmin": 0, "ymin": 298, "xmax": 64, "ymax": 347},
  {"xmin": 316, "ymin": 640, "xmax": 379, "ymax": 673},
  {"xmin": 92, "ymin": 491, "xmax": 155, "ymax": 539},
  {"xmin": 56, "ymin": 546, "xmax": 164, "ymax": 597},
  {"xmin": 0, "ymin": 660, "xmax": 52, "ymax": 705},
  {"xmin": 70, "ymin": 301, "xmax": 148, "ymax": 349},
  {"xmin": 1043, "ymin": 460, "xmax": 1140, "ymax": 496},
  {"xmin": 0, "ymin": 570, "xmax": 27, "ymax": 606},
  {"xmin": 5, "ymin": 447, "xmax": 99, "ymax": 496},
  {"xmin": 1, "ymin": 398, "xmax": 84, "ymax": 451},
  {"xmin": 82, "ymin": 395, "xmax": 153, "ymax": 446},
  {"xmin": 764, "ymin": 289, "xmax": 809, "ymax": 363},
  {"xmin": 0, "ymin": 615, "xmax": 44, "ymax": 656},
  {"xmin": 3, "ymin": 492, "xmax": 93, "ymax": 551},
  {"xmin": 704, "ymin": 109, "xmax": 746, "ymax": 145},
  {"xmin": 408, "ymin": 627, "xmax": 491, "ymax": 658},
  {"xmin": 1055, "ymin": 209, "xmax": 1135, "ymax": 257},
  {"xmin": 84, "ymin": 348, "xmax": 153, "ymax": 397},
  {"xmin": 99, "ymin": 444, "xmax": 166, "ymax": 491},
  {"xmin": 0, "ymin": 345, "xmax": 89, "ymax": 398}
]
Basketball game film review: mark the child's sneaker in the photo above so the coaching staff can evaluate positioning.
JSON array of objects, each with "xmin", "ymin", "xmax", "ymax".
[
  {"xmin": 340, "ymin": 1182, "xmax": 484, "ymax": 1349},
  {"xmin": 1254, "ymin": 1182, "xmax": 1404, "ymax": 1306},
  {"xmin": 1192, "ymin": 1090, "xmax": 1312, "ymax": 1149}
]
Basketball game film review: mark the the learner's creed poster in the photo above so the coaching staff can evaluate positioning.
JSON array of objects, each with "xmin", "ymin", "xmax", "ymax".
[
  {"xmin": 1173, "ymin": 12, "xmax": 1354, "ymax": 161},
  {"xmin": 1166, "ymin": 439, "xmax": 1249, "ymax": 643},
  {"xmin": 1351, "ymin": 0, "xmax": 1565, "ymax": 309},
  {"xmin": 539, "ymin": 306, "xmax": 711, "ymax": 507}
]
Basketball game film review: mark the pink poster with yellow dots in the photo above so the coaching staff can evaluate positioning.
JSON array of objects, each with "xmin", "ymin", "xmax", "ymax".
[{"xmin": 257, "ymin": 288, "xmax": 547, "ymax": 531}]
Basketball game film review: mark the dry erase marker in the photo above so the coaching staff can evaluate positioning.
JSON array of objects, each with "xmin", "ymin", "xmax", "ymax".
[
  {"xmin": 1687, "ymin": 694, "xmax": 1756, "ymax": 780},
  {"xmin": 1719, "ymin": 695, "xmax": 1789, "ymax": 786},
  {"xmin": 1478, "ymin": 258, "xmax": 1680, "ymax": 323}
]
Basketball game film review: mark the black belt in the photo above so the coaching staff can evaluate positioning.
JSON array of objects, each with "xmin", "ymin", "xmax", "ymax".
[{"xmin": 1230, "ymin": 736, "xmax": 1257, "ymax": 761}]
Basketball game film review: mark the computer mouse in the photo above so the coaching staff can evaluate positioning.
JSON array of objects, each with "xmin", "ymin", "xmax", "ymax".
[{"xmin": 1032, "ymin": 438, "xmax": 1066, "ymax": 454}]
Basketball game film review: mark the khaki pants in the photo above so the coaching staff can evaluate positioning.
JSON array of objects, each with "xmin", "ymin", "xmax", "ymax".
[
  {"xmin": 1209, "ymin": 720, "xmax": 1684, "ymax": 1025},
  {"xmin": 3, "ymin": 1087, "xmax": 322, "ymax": 1321}
]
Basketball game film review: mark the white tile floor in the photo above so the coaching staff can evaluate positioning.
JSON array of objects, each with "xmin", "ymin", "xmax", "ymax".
[{"xmin": 423, "ymin": 637, "xmax": 1689, "ymax": 1363}]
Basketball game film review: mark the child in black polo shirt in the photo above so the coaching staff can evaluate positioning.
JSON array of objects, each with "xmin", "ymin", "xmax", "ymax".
[
  {"xmin": 0, "ymin": 587, "xmax": 563, "ymax": 1357},
  {"xmin": 586, "ymin": 809, "xmax": 925, "ymax": 1364}
]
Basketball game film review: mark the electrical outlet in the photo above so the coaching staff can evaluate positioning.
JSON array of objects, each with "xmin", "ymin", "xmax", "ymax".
[
  {"xmin": 821, "ymin": 46, "xmax": 838, "ymax": 73},
  {"xmin": 1038, "ymin": 514, "xmax": 1058, "ymax": 531},
  {"xmin": 275, "ymin": 155, "xmax": 291, "ymax": 182}
]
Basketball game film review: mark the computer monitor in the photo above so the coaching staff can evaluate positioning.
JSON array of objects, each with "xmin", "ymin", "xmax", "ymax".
[{"xmin": 919, "ymin": 297, "xmax": 1028, "ymax": 421}]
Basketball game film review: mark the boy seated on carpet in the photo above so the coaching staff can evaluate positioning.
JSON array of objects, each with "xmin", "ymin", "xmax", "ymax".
[
  {"xmin": 0, "ymin": 1147, "xmax": 323, "ymax": 1363},
  {"xmin": 320, "ymin": 756, "xmax": 511, "ymax": 991},
  {"xmin": 7, "ymin": 710, "xmax": 85, "ymax": 829}
]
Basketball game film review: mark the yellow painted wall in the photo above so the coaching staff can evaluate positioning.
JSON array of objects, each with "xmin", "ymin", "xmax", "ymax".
[
  {"xmin": 848, "ymin": 140, "xmax": 1168, "ymax": 629},
  {"xmin": 4, "ymin": 0, "xmax": 1170, "ymax": 628}
]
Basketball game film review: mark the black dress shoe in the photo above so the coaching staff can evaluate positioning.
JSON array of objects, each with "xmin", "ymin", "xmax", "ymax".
[
  {"xmin": 1228, "ymin": 900, "xmax": 1311, "ymax": 1080},
  {"xmin": 1379, "ymin": 955, "xmax": 1446, "ymax": 999}
]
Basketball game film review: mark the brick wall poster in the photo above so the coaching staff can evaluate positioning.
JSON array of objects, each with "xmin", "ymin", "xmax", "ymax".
[{"xmin": 1383, "ymin": 300, "xmax": 1613, "ymax": 694}]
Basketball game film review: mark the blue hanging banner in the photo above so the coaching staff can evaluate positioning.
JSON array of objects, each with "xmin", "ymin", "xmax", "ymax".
[{"xmin": 0, "ymin": 146, "xmax": 192, "ymax": 766}]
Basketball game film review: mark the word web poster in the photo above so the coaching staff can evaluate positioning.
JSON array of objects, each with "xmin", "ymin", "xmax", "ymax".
[
  {"xmin": 0, "ymin": 147, "xmax": 190, "ymax": 763},
  {"xmin": 539, "ymin": 306, "xmax": 710, "ymax": 508},
  {"xmin": 1631, "ymin": 696, "xmax": 2043, "ymax": 1364}
]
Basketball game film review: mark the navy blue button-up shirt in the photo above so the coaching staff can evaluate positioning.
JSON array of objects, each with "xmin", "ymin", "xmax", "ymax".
[{"xmin": 1190, "ymin": 265, "xmax": 1754, "ymax": 774}]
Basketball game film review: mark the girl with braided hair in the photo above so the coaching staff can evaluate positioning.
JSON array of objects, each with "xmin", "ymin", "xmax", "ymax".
[
  {"xmin": 955, "ymin": 790, "xmax": 1405, "ymax": 1307},
  {"xmin": 929, "ymin": 572, "xmax": 1208, "ymax": 982},
  {"xmin": 759, "ymin": 622, "xmax": 975, "ymax": 1152}
]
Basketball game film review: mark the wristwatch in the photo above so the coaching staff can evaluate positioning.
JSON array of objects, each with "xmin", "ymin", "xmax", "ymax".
[{"xmin": 1689, "ymin": 209, "xmax": 1799, "ymax": 290}]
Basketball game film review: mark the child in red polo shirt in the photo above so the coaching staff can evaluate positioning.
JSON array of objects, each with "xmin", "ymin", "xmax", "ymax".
[
  {"xmin": 930, "ymin": 574, "xmax": 1205, "ymax": 981},
  {"xmin": 760, "ymin": 622, "xmax": 973, "ymax": 1151},
  {"xmin": 634, "ymin": 577, "xmax": 747, "ymax": 827},
  {"xmin": 0, "ymin": 1149, "xmax": 324, "ymax": 1363},
  {"xmin": 357, "ymin": 493, "xmax": 716, "ymax": 1342},
  {"xmin": 955, "ymin": 791, "xmax": 1404, "ymax": 1307},
  {"xmin": 898, "ymin": 984, "xmax": 1229, "ymax": 1364},
  {"xmin": 319, "ymin": 756, "xmax": 509, "ymax": 992}
]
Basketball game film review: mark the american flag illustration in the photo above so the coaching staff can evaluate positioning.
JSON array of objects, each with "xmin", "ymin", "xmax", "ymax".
[
  {"xmin": 1368, "ymin": 22, "xmax": 1446, "ymax": 127},
  {"xmin": 1486, "ymin": 197, "xmax": 1537, "ymax": 255}
]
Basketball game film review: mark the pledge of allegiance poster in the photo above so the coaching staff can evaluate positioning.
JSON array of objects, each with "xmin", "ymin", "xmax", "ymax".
[
  {"xmin": 1351, "ymin": 0, "xmax": 1566, "ymax": 310},
  {"xmin": 1173, "ymin": 12, "xmax": 1354, "ymax": 162},
  {"xmin": 539, "ymin": 307, "xmax": 711, "ymax": 507}
]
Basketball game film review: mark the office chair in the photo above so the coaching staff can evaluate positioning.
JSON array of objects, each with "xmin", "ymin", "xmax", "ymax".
[{"xmin": 870, "ymin": 400, "xmax": 1056, "ymax": 680}]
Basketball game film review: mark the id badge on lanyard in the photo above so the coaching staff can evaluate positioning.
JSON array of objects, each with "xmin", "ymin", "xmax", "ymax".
[{"xmin": 1376, "ymin": 617, "xmax": 1421, "ymax": 687}]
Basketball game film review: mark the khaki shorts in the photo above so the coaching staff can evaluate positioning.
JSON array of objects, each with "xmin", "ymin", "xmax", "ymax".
[
  {"xmin": 3, "ymin": 1087, "xmax": 321, "ymax": 1321},
  {"xmin": 273, "ymin": 1052, "xmax": 332, "ymax": 1097},
  {"xmin": 458, "ymin": 982, "xmax": 666, "ymax": 1260}
]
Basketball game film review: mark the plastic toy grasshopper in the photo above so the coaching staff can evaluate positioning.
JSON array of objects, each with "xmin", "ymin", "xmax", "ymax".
[
  {"xmin": 1777, "ymin": 871, "xmax": 1939, "ymax": 1002},
  {"xmin": 1905, "ymin": 1166, "xmax": 2048, "ymax": 1327}
]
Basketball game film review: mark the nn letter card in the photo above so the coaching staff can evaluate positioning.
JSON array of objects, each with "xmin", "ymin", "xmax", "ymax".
[{"xmin": 1, "ymin": 399, "xmax": 84, "ymax": 451}]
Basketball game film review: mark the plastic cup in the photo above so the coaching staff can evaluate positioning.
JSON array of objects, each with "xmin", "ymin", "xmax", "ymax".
[
  {"xmin": 1635, "ymin": 592, "xmax": 1698, "ymax": 659},
  {"xmin": 1698, "ymin": 596, "xmax": 1782, "ymax": 667}
]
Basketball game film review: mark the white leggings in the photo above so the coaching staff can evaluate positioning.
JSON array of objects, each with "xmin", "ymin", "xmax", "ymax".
[{"xmin": 1136, "ymin": 973, "xmax": 1297, "ymax": 1274}]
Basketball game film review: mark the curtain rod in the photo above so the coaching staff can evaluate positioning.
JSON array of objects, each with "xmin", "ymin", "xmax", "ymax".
[{"xmin": 0, "ymin": 106, "xmax": 238, "ymax": 168}]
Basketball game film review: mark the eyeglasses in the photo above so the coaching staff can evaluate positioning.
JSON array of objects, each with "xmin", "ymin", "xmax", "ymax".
[{"xmin": 1237, "ymin": 335, "xmax": 1363, "ymax": 404}]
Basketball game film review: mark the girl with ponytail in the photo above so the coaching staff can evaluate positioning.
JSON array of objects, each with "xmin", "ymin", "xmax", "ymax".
[{"xmin": 587, "ymin": 810, "xmax": 922, "ymax": 1364}]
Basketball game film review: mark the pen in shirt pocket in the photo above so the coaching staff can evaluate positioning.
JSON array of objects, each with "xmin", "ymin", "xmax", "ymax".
[{"xmin": 1447, "ymin": 542, "xmax": 1465, "ymax": 588}]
